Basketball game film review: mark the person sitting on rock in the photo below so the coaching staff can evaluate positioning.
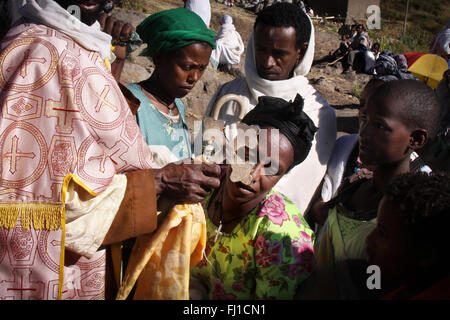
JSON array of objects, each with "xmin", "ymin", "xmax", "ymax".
[
  {"xmin": 342, "ymin": 24, "xmax": 371, "ymax": 73},
  {"xmin": 364, "ymin": 42, "xmax": 380, "ymax": 74},
  {"xmin": 210, "ymin": 14, "xmax": 244, "ymax": 69}
]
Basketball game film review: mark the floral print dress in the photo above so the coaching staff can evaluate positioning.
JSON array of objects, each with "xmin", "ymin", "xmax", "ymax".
[{"xmin": 191, "ymin": 190, "xmax": 315, "ymax": 300}]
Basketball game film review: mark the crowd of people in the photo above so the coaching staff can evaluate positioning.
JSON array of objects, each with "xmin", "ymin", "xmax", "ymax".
[
  {"xmin": 332, "ymin": 18, "xmax": 450, "ymax": 81},
  {"xmin": 0, "ymin": 0, "xmax": 449, "ymax": 301}
]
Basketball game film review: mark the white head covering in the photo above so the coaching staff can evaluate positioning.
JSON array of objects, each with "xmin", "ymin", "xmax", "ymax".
[
  {"xmin": 221, "ymin": 14, "xmax": 233, "ymax": 25},
  {"xmin": 244, "ymin": 13, "xmax": 316, "ymax": 102},
  {"xmin": 217, "ymin": 14, "xmax": 237, "ymax": 40}
]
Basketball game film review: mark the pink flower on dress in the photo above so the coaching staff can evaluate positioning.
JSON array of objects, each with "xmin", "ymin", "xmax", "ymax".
[
  {"xmin": 212, "ymin": 279, "xmax": 237, "ymax": 300},
  {"xmin": 293, "ymin": 215, "xmax": 302, "ymax": 228},
  {"xmin": 254, "ymin": 235, "xmax": 283, "ymax": 267},
  {"xmin": 291, "ymin": 238, "xmax": 314, "ymax": 274},
  {"xmin": 299, "ymin": 231, "xmax": 312, "ymax": 240},
  {"xmin": 258, "ymin": 194, "xmax": 289, "ymax": 226}
]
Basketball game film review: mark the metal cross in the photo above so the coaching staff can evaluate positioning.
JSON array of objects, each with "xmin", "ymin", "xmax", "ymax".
[{"xmin": 214, "ymin": 221, "xmax": 223, "ymax": 243}]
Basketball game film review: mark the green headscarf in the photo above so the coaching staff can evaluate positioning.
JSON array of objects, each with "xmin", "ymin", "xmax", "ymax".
[{"xmin": 137, "ymin": 8, "xmax": 216, "ymax": 58}]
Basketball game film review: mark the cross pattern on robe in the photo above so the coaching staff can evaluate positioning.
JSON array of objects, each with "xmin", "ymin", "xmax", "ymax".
[
  {"xmin": 88, "ymin": 83, "xmax": 118, "ymax": 113},
  {"xmin": 88, "ymin": 141, "xmax": 128, "ymax": 172},
  {"xmin": 11, "ymin": 98, "xmax": 33, "ymax": 115},
  {"xmin": 45, "ymin": 87, "xmax": 82, "ymax": 134},
  {"xmin": 4, "ymin": 135, "xmax": 35, "ymax": 174},
  {"xmin": 6, "ymin": 49, "xmax": 47, "ymax": 79},
  {"xmin": 0, "ymin": 268, "xmax": 44, "ymax": 300},
  {"xmin": 88, "ymin": 153, "xmax": 108, "ymax": 173}
]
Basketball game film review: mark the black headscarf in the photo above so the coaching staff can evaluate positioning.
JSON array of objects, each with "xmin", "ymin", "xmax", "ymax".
[{"xmin": 242, "ymin": 94, "xmax": 317, "ymax": 170}]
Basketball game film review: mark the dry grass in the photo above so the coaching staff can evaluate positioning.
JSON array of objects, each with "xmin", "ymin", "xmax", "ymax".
[
  {"xmin": 368, "ymin": 0, "xmax": 450, "ymax": 53},
  {"xmin": 116, "ymin": 0, "xmax": 449, "ymax": 54},
  {"xmin": 115, "ymin": 0, "xmax": 257, "ymax": 42}
]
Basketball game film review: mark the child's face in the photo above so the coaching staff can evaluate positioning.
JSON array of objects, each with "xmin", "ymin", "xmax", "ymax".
[
  {"xmin": 365, "ymin": 196, "xmax": 411, "ymax": 284},
  {"xmin": 358, "ymin": 80, "xmax": 384, "ymax": 114},
  {"xmin": 358, "ymin": 94, "xmax": 412, "ymax": 166}
]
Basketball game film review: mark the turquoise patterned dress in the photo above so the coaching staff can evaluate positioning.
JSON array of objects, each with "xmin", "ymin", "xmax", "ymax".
[
  {"xmin": 127, "ymin": 83, "xmax": 192, "ymax": 160},
  {"xmin": 191, "ymin": 190, "xmax": 315, "ymax": 300}
]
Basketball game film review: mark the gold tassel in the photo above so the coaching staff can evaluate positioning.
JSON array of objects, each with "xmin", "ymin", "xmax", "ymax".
[{"xmin": 0, "ymin": 203, "xmax": 64, "ymax": 230}]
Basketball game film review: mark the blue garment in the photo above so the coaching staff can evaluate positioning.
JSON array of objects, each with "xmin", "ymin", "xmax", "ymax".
[{"xmin": 127, "ymin": 83, "xmax": 192, "ymax": 160}]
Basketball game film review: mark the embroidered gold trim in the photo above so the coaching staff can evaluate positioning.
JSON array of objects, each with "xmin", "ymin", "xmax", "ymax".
[
  {"xmin": 0, "ymin": 203, "xmax": 64, "ymax": 230},
  {"xmin": 58, "ymin": 174, "xmax": 98, "ymax": 300}
]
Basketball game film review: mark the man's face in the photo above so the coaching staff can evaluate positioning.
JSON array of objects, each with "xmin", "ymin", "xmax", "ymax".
[
  {"xmin": 55, "ymin": 0, "xmax": 105, "ymax": 25},
  {"xmin": 253, "ymin": 23, "xmax": 305, "ymax": 81}
]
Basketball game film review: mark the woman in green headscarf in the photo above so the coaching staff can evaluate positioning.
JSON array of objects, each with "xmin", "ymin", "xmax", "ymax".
[{"xmin": 127, "ymin": 8, "xmax": 216, "ymax": 161}]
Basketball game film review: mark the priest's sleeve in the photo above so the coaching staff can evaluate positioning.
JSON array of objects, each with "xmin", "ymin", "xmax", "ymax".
[{"xmin": 102, "ymin": 169, "xmax": 158, "ymax": 245}]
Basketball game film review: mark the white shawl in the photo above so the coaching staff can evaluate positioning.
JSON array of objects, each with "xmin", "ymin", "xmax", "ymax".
[
  {"xmin": 243, "ymin": 18, "xmax": 316, "ymax": 101},
  {"xmin": 321, "ymin": 134, "xmax": 358, "ymax": 202},
  {"xmin": 18, "ymin": 0, "xmax": 113, "ymax": 61},
  {"xmin": 205, "ymin": 16, "xmax": 337, "ymax": 214},
  {"xmin": 210, "ymin": 15, "xmax": 244, "ymax": 65}
]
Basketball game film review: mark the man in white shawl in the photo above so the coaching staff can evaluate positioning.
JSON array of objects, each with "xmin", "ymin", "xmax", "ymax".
[
  {"xmin": 204, "ymin": 3, "xmax": 337, "ymax": 215},
  {"xmin": 210, "ymin": 14, "xmax": 244, "ymax": 67}
]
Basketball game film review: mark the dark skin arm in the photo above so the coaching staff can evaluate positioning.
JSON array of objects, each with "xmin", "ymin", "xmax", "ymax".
[
  {"xmin": 304, "ymin": 179, "xmax": 328, "ymax": 230},
  {"xmin": 98, "ymin": 13, "xmax": 133, "ymax": 82},
  {"xmin": 155, "ymin": 162, "xmax": 221, "ymax": 224}
]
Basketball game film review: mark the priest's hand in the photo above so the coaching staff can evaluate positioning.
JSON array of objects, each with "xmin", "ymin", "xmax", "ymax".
[{"xmin": 154, "ymin": 162, "xmax": 221, "ymax": 203}]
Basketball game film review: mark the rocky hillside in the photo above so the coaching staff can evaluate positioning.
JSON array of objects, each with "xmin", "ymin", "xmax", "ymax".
[{"xmin": 112, "ymin": 1, "xmax": 372, "ymax": 138}]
